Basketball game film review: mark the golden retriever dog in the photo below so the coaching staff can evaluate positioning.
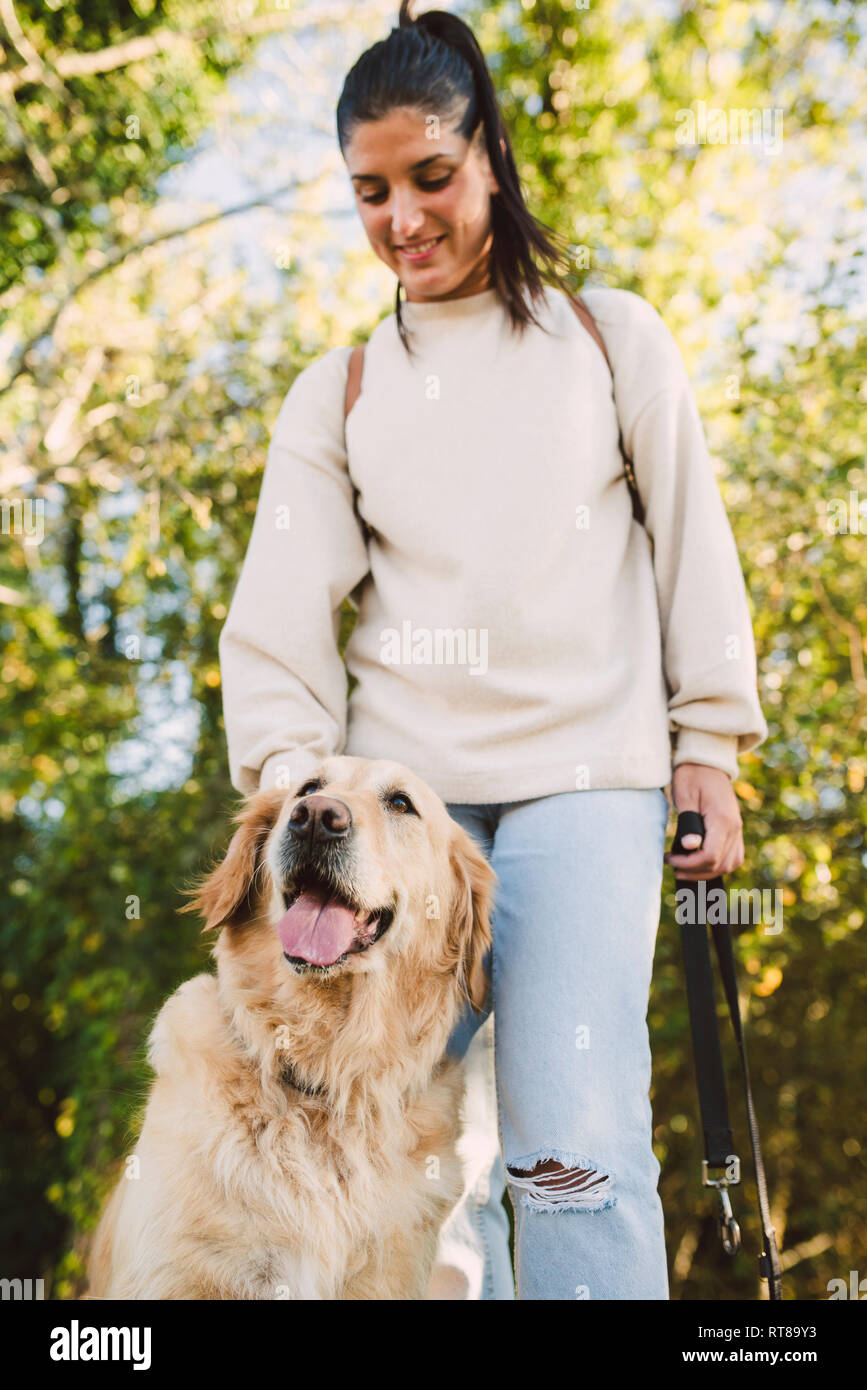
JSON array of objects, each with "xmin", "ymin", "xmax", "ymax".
[{"xmin": 87, "ymin": 756, "xmax": 495, "ymax": 1300}]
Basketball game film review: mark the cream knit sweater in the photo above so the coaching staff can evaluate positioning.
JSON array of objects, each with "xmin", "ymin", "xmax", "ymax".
[{"xmin": 219, "ymin": 282, "xmax": 768, "ymax": 803}]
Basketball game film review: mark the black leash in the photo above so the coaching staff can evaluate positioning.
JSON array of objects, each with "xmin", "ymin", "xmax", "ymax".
[{"xmin": 671, "ymin": 809, "xmax": 783, "ymax": 1300}]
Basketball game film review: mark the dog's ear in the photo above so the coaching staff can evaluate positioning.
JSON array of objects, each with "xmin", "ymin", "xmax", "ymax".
[
  {"xmin": 448, "ymin": 827, "xmax": 496, "ymax": 1016},
  {"xmin": 180, "ymin": 787, "xmax": 286, "ymax": 932}
]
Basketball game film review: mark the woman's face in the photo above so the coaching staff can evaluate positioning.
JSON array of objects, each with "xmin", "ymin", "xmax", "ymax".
[{"xmin": 344, "ymin": 106, "xmax": 500, "ymax": 302}]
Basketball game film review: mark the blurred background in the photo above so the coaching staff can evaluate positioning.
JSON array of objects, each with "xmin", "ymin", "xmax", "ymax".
[{"xmin": 1, "ymin": 0, "xmax": 865, "ymax": 1300}]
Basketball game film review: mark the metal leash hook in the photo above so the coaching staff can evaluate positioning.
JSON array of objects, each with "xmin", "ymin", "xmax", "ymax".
[{"xmin": 702, "ymin": 1159, "xmax": 742, "ymax": 1255}]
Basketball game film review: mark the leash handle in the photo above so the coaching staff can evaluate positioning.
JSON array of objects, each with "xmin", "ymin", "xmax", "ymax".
[
  {"xmin": 671, "ymin": 808, "xmax": 783, "ymax": 1300},
  {"xmin": 671, "ymin": 808, "xmax": 712, "ymax": 859}
]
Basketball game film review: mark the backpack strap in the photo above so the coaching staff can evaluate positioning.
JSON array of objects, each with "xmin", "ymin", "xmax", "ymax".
[
  {"xmin": 567, "ymin": 293, "xmax": 645, "ymax": 528},
  {"xmin": 568, "ymin": 293, "xmax": 612, "ymax": 370},
  {"xmin": 341, "ymin": 295, "xmax": 646, "ymax": 529},
  {"xmin": 344, "ymin": 343, "xmax": 365, "ymax": 421},
  {"xmin": 344, "ymin": 344, "xmax": 371, "ymax": 546}
]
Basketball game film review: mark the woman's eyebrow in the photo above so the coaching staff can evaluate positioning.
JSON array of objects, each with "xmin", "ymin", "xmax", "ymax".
[{"xmin": 350, "ymin": 152, "xmax": 457, "ymax": 182}]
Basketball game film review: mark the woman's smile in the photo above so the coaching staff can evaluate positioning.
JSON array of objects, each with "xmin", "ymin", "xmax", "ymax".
[{"xmin": 396, "ymin": 234, "xmax": 446, "ymax": 263}]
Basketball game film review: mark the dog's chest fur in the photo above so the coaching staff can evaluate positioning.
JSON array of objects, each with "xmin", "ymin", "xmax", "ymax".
[{"xmin": 113, "ymin": 974, "xmax": 465, "ymax": 1299}]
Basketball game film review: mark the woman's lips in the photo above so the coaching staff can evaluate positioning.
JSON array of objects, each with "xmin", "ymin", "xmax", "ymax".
[{"xmin": 396, "ymin": 235, "xmax": 445, "ymax": 263}]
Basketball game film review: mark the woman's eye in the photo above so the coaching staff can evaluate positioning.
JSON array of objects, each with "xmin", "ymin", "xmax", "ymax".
[{"xmin": 359, "ymin": 175, "xmax": 451, "ymax": 205}]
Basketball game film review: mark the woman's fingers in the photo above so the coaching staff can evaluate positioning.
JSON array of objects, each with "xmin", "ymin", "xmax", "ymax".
[
  {"xmin": 720, "ymin": 828, "xmax": 746, "ymax": 876},
  {"xmin": 665, "ymin": 763, "xmax": 746, "ymax": 880},
  {"xmin": 664, "ymin": 816, "xmax": 740, "ymax": 879}
]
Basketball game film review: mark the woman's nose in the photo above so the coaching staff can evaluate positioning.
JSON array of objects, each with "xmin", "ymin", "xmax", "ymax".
[{"xmin": 389, "ymin": 189, "xmax": 425, "ymax": 241}]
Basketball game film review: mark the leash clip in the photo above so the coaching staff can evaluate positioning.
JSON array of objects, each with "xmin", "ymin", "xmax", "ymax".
[{"xmin": 702, "ymin": 1158, "xmax": 742, "ymax": 1255}]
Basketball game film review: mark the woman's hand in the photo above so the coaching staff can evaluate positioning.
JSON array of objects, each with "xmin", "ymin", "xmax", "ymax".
[{"xmin": 663, "ymin": 762, "xmax": 745, "ymax": 881}]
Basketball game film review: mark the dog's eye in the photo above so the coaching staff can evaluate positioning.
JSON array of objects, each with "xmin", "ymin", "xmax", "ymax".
[
  {"xmin": 297, "ymin": 779, "xmax": 321, "ymax": 797},
  {"xmin": 386, "ymin": 790, "xmax": 418, "ymax": 817}
]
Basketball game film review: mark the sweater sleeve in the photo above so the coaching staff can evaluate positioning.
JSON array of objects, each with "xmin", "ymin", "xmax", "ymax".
[
  {"xmin": 218, "ymin": 346, "xmax": 369, "ymax": 795},
  {"xmin": 616, "ymin": 306, "xmax": 768, "ymax": 782}
]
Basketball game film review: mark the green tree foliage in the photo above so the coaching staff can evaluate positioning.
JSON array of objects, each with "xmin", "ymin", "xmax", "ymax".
[
  {"xmin": 1, "ymin": 0, "xmax": 864, "ymax": 1299},
  {"xmin": 0, "ymin": 0, "xmax": 288, "ymax": 295}
]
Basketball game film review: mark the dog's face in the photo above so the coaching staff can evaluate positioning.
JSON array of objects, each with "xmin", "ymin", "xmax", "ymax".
[{"xmin": 188, "ymin": 756, "xmax": 495, "ymax": 1016}]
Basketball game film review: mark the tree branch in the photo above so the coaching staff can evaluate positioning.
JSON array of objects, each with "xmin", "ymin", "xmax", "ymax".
[
  {"xmin": 0, "ymin": 7, "xmax": 358, "ymax": 96},
  {"xmin": 0, "ymin": 176, "xmax": 311, "ymax": 398},
  {"xmin": 809, "ymin": 571, "xmax": 867, "ymax": 693}
]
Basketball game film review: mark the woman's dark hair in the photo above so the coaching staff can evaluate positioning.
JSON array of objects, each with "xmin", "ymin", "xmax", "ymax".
[{"xmin": 336, "ymin": 0, "xmax": 578, "ymax": 356}]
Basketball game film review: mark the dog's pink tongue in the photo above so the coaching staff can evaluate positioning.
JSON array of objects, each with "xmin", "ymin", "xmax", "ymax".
[{"xmin": 276, "ymin": 889, "xmax": 358, "ymax": 966}]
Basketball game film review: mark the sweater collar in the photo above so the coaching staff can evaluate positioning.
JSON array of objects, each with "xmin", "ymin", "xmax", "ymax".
[{"xmin": 399, "ymin": 285, "xmax": 502, "ymax": 328}]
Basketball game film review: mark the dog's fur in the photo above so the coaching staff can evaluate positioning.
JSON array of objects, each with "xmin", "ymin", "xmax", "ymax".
[{"xmin": 87, "ymin": 756, "xmax": 495, "ymax": 1300}]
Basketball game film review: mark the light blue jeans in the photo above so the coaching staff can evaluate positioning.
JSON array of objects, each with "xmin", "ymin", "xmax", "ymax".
[{"xmin": 435, "ymin": 787, "xmax": 671, "ymax": 1301}]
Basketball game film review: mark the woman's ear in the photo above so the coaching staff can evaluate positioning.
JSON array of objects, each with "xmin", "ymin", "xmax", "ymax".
[
  {"xmin": 448, "ymin": 828, "xmax": 496, "ymax": 1015},
  {"xmin": 179, "ymin": 787, "xmax": 286, "ymax": 933}
]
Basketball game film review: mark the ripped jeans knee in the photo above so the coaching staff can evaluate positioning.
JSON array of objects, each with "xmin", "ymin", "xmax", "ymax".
[{"xmin": 506, "ymin": 1148, "xmax": 616, "ymax": 1213}]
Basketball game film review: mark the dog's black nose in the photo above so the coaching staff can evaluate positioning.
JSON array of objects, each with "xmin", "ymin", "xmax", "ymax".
[{"xmin": 288, "ymin": 794, "xmax": 352, "ymax": 842}]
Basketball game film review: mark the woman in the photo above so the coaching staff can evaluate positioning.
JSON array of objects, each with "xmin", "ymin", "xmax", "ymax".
[{"xmin": 219, "ymin": 2, "xmax": 767, "ymax": 1300}]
